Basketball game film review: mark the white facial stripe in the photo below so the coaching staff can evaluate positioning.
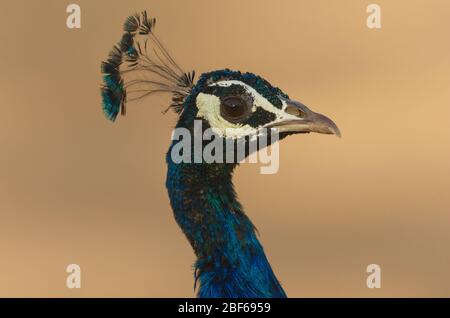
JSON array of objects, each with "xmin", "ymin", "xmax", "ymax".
[
  {"xmin": 196, "ymin": 93, "xmax": 256, "ymax": 138},
  {"xmin": 195, "ymin": 80, "xmax": 299, "ymax": 138},
  {"xmin": 211, "ymin": 80, "xmax": 299, "ymax": 123}
]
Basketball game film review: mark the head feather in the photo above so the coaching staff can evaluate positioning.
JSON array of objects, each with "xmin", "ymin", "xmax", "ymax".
[{"xmin": 100, "ymin": 11, "xmax": 195, "ymax": 121}]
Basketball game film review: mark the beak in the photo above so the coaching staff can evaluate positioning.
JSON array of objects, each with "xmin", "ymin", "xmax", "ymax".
[{"xmin": 266, "ymin": 97, "xmax": 341, "ymax": 138}]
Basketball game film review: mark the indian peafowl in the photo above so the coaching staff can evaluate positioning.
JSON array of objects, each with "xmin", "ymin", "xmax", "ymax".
[{"xmin": 101, "ymin": 11, "xmax": 340, "ymax": 298}]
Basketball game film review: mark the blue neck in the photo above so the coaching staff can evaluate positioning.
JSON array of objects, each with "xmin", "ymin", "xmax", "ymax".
[{"xmin": 166, "ymin": 146, "xmax": 286, "ymax": 298}]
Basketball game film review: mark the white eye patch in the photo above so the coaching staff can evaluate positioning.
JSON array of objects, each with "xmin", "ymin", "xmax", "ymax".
[
  {"xmin": 196, "ymin": 92, "xmax": 256, "ymax": 138},
  {"xmin": 195, "ymin": 80, "xmax": 298, "ymax": 138}
]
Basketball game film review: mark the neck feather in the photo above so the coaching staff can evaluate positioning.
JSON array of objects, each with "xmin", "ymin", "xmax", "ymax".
[{"xmin": 166, "ymin": 147, "xmax": 286, "ymax": 298}]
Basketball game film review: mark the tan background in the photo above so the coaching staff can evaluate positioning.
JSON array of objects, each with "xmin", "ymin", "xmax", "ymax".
[{"xmin": 0, "ymin": 0, "xmax": 449, "ymax": 297}]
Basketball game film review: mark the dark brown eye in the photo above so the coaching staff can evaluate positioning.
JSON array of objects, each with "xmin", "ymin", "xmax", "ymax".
[{"xmin": 220, "ymin": 96, "xmax": 250, "ymax": 122}]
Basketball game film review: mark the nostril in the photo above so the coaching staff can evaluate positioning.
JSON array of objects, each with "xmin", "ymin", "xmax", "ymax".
[{"xmin": 285, "ymin": 106, "xmax": 306, "ymax": 118}]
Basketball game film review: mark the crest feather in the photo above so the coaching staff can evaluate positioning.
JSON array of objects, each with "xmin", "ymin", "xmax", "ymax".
[{"xmin": 101, "ymin": 11, "xmax": 195, "ymax": 121}]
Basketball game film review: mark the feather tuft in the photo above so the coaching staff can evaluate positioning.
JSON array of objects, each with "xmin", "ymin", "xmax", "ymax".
[
  {"xmin": 100, "ymin": 11, "xmax": 195, "ymax": 121},
  {"xmin": 123, "ymin": 13, "xmax": 140, "ymax": 33},
  {"xmin": 100, "ymin": 45, "xmax": 126, "ymax": 121},
  {"xmin": 119, "ymin": 32, "xmax": 134, "ymax": 53}
]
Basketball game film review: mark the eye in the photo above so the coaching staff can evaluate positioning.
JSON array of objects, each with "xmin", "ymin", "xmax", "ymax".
[{"xmin": 220, "ymin": 96, "xmax": 251, "ymax": 122}]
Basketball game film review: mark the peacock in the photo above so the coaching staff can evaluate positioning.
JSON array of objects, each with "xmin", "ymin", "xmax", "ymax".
[{"xmin": 101, "ymin": 11, "xmax": 340, "ymax": 298}]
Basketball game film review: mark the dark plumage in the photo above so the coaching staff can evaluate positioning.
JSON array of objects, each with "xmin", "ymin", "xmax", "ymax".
[{"xmin": 101, "ymin": 11, "xmax": 340, "ymax": 298}]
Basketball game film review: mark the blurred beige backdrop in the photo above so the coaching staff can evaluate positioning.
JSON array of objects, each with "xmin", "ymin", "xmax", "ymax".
[{"xmin": 0, "ymin": 0, "xmax": 449, "ymax": 297}]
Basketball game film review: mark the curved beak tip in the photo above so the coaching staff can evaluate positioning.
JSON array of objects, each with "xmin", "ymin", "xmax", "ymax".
[
  {"xmin": 313, "ymin": 114, "xmax": 341, "ymax": 138},
  {"xmin": 329, "ymin": 124, "xmax": 342, "ymax": 138}
]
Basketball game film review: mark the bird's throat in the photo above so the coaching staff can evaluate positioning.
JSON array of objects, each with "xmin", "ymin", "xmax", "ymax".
[{"xmin": 166, "ymin": 149, "xmax": 286, "ymax": 298}]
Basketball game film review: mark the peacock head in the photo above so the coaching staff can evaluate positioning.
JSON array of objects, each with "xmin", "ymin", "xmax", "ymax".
[
  {"xmin": 101, "ymin": 12, "xmax": 340, "ymax": 160},
  {"xmin": 178, "ymin": 69, "xmax": 340, "ymax": 142}
]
